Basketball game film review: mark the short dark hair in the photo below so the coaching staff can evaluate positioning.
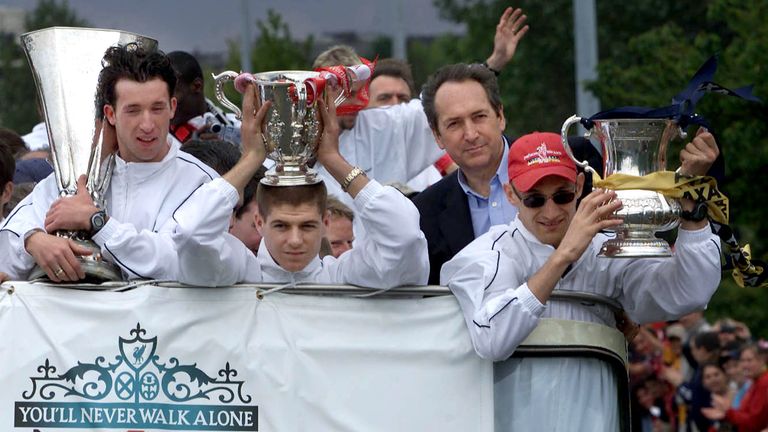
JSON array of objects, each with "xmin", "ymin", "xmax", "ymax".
[
  {"xmin": 371, "ymin": 58, "xmax": 416, "ymax": 97},
  {"xmin": 694, "ymin": 331, "xmax": 721, "ymax": 353},
  {"xmin": 96, "ymin": 43, "xmax": 177, "ymax": 116},
  {"xmin": 256, "ymin": 182, "xmax": 327, "ymax": 219},
  {"xmin": 180, "ymin": 139, "xmax": 240, "ymax": 176},
  {"xmin": 421, "ymin": 63, "xmax": 503, "ymax": 133},
  {"xmin": 0, "ymin": 128, "xmax": 27, "ymax": 159},
  {"xmin": 167, "ymin": 51, "xmax": 203, "ymax": 85},
  {"xmin": 0, "ymin": 141, "xmax": 14, "ymax": 190}
]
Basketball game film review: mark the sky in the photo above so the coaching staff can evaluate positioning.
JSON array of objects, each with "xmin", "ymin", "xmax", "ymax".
[{"xmin": 0, "ymin": 0, "xmax": 465, "ymax": 54}]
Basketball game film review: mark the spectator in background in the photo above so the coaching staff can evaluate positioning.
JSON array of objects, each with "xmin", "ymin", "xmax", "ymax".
[
  {"xmin": 168, "ymin": 51, "xmax": 238, "ymax": 145},
  {"xmin": 229, "ymin": 175, "xmax": 266, "ymax": 255},
  {"xmin": 678, "ymin": 331, "xmax": 721, "ymax": 432},
  {"xmin": 367, "ymin": 58, "xmax": 446, "ymax": 192},
  {"xmin": 703, "ymin": 343, "xmax": 768, "ymax": 432},
  {"xmin": 181, "ymin": 139, "xmax": 240, "ymax": 176},
  {"xmin": 721, "ymin": 345, "xmax": 752, "ymax": 409},
  {"xmin": 0, "ymin": 128, "xmax": 28, "ymax": 159},
  {"xmin": 0, "ymin": 142, "xmax": 14, "ymax": 221},
  {"xmin": 325, "ymin": 195, "xmax": 355, "ymax": 258}
]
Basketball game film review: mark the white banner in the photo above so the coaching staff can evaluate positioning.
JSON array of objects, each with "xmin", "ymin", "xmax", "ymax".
[{"xmin": 0, "ymin": 283, "xmax": 492, "ymax": 432}]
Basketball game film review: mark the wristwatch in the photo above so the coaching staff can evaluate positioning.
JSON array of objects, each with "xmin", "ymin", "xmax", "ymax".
[
  {"xmin": 680, "ymin": 201, "xmax": 708, "ymax": 222},
  {"xmin": 90, "ymin": 209, "xmax": 108, "ymax": 236}
]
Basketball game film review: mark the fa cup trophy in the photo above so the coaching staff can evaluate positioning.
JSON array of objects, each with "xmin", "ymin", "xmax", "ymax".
[
  {"xmin": 21, "ymin": 27, "xmax": 158, "ymax": 281},
  {"xmin": 213, "ymin": 65, "xmax": 371, "ymax": 185},
  {"xmin": 561, "ymin": 117, "xmax": 684, "ymax": 257}
]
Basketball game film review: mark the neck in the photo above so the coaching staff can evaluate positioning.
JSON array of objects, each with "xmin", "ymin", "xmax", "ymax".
[{"xmin": 462, "ymin": 153, "xmax": 503, "ymax": 198}]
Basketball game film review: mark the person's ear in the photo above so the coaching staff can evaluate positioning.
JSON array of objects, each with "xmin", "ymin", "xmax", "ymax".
[
  {"xmin": 497, "ymin": 106, "xmax": 506, "ymax": 131},
  {"xmin": 576, "ymin": 172, "xmax": 585, "ymax": 198},
  {"xmin": 255, "ymin": 212, "xmax": 265, "ymax": 235},
  {"xmin": 104, "ymin": 104, "xmax": 116, "ymax": 126},
  {"xmin": 1, "ymin": 181, "xmax": 13, "ymax": 206},
  {"xmin": 169, "ymin": 97, "xmax": 177, "ymax": 118},
  {"xmin": 503, "ymin": 183, "xmax": 519, "ymax": 206}
]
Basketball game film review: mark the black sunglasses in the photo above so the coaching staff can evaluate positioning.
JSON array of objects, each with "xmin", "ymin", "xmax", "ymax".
[{"xmin": 515, "ymin": 189, "xmax": 577, "ymax": 208}]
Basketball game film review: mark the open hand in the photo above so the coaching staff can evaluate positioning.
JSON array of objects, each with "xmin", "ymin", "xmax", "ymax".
[
  {"xmin": 315, "ymin": 92, "xmax": 342, "ymax": 166},
  {"xmin": 486, "ymin": 7, "xmax": 529, "ymax": 71},
  {"xmin": 239, "ymin": 81, "xmax": 271, "ymax": 163}
]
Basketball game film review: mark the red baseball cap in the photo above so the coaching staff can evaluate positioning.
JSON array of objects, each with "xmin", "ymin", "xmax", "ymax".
[{"xmin": 508, "ymin": 132, "xmax": 577, "ymax": 192}]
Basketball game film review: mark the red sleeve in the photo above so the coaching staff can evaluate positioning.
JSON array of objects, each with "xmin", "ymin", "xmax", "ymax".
[
  {"xmin": 434, "ymin": 154, "xmax": 454, "ymax": 176},
  {"xmin": 725, "ymin": 375, "xmax": 768, "ymax": 432}
]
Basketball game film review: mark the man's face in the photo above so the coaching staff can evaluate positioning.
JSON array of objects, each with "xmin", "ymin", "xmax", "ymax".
[
  {"xmin": 368, "ymin": 75, "xmax": 411, "ymax": 108},
  {"xmin": 326, "ymin": 214, "xmax": 354, "ymax": 258},
  {"xmin": 257, "ymin": 202, "xmax": 328, "ymax": 272},
  {"xmin": 432, "ymin": 80, "xmax": 505, "ymax": 176},
  {"xmin": 504, "ymin": 175, "xmax": 583, "ymax": 248},
  {"xmin": 104, "ymin": 78, "xmax": 176, "ymax": 163},
  {"xmin": 229, "ymin": 202, "xmax": 262, "ymax": 254}
]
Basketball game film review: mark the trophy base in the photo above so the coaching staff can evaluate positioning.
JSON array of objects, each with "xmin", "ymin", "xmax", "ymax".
[
  {"xmin": 598, "ymin": 237, "xmax": 673, "ymax": 258},
  {"xmin": 28, "ymin": 238, "xmax": 123, "ymax": 283},
  {"xmin": 262, "ymin": 166, "xmax": 321, "ymax": 186}
]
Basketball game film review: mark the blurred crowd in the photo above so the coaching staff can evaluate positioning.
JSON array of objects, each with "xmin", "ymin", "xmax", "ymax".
[{"xmin": 629, "ymin": 312, "xmax": 768, "ymax": 432}]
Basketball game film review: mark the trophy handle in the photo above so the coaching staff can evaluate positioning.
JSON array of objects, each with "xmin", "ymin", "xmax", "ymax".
[
  {"xmin": 560, "ymin": 115, "xmax": 596, "ymax": 174},
  {"xmin": 212, "ymin": 71, "xmax": 243, "ymax": 120}
]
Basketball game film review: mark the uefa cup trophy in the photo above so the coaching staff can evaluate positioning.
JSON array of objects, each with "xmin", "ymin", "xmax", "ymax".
[
  {"xmin": 213, "ymin": 66, "xmax": 371, "ymax": 185},
  {"xmin": 561, "ymin": 116, "xmax": 684, "ymax": 257},
  {"xmin": 21, "ymin": 27, "xmax": 157, "ymax": 281}
]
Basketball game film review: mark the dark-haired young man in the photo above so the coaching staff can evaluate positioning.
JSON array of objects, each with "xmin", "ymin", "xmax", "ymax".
[
  {"xmin": 0, "ymin": 43, "xmax": 217, "ymax": 282},
  {"xmin": 172, "ymin": 84, "xmax": 428, "ymax": 288}
]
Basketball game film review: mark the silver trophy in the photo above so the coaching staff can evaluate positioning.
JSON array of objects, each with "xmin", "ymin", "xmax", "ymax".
[
  {"xmin": 561, "ymin": 116, "xmax": 684, "ymax": 257},
  {"xmin": 213, "ymin": 68, "xmax": 367, "ymax": 186},
  {"xmin": 21, "ymin": 27, "xmax": 157, "ymax": 281}
]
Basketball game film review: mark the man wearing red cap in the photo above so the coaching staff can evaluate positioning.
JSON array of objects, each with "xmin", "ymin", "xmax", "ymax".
[{"xmin": 441, "ymin": 131, "xmax": 722, "ymax": 431}]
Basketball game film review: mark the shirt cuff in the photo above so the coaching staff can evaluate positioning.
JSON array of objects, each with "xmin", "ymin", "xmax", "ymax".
[
  {"xmin": 92, "ymin": 217, "xmax": 120, "ymax": 246},
  {"xmin": 518, "ymin": 283, "xmax": 546, "ymax": 316},
  {"xmin": 210, "ymin": 177, "xmax": 241, "ymax": 208},
  {"xmin": 353, "ymin": 179, "xmax": 383, "ymax": 210}
]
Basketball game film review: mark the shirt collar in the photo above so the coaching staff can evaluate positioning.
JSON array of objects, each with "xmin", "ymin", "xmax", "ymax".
[{"xmin": 257, "ymin": 240, "xmax": 323, "ymax": 283}]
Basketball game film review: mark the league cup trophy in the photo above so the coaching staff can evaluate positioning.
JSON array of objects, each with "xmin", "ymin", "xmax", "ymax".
[
  {"xmin": 561, "ymin": 116, "xmax": 684, "ymax": 257},
  {"xmin": 213, "ymin": 65, "xmax": 371, "ymax": 185},
  {"xmin": 21, "ymin": 27, "xmax": 158, "ymax": 281}
]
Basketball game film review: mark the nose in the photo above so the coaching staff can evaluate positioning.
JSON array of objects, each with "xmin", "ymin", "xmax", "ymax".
[
  {"xmin": 463, "ymin": 121, "xmax": 479, "ymax": 142},
  {"xmin": 540, "ymin": 196, "xmax": 561, "ymax": 216},
  {"xmin": 287, "ymin": 227, "xmax": 302, "ymax": 247},
  {"xmin": 139, "ymin": 110, "xmax": 154, "ymax": 132}
]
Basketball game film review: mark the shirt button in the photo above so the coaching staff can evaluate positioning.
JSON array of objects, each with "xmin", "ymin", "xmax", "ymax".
[{"xmin": 491, "ymin": 201, "xmax": 498, "ymax": 207}]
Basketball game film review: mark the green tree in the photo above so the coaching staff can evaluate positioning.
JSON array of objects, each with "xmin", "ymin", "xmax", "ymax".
[
  {"xmin": 0, "ymin": 0, "xmax": 89, "ymax": 134},
  {"xmin": 214, "ymin": 9, "xmax": 314, "ymax": 109}
]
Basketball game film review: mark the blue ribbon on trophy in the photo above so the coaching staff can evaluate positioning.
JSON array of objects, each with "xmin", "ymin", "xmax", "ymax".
[
  {"xmin": 572, "ymin": 55, "xmax": 765, "ymax": 287},
  {"xmin": 580, "ymin": 55, "xmax": 762, "ymax": 131}
]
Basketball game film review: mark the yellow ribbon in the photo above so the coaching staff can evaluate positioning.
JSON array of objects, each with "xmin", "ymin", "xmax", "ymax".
[
  {"xmin": 590, "ymin": 171, "xmax": 768, "ymax": 288},
  {"xmin": 592, "ymin": 171, "xmax": 729, "ymax": 225}
]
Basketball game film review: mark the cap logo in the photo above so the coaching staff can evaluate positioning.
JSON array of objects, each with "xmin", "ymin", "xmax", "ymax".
[{"xmin": 524, "ymin": 143, "xmax": 563, "ymax": 166}]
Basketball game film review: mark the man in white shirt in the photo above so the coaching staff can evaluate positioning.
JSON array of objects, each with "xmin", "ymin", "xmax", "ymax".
[
  {"xmin": 172, "ymin": 83, "xmax": 429, "ymax": 288},
  {"xmin": 0, "ymin": 43, "xmax": 217, "ymax": 282},
  {"xmin": 442, "ymin": 131, "xmax": 722, "ymax": 431}
]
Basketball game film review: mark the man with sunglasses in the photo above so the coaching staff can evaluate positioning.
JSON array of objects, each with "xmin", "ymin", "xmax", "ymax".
[{"xmin": 442, "ymin": 131, "xmax": 722, "ymax": 431}]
